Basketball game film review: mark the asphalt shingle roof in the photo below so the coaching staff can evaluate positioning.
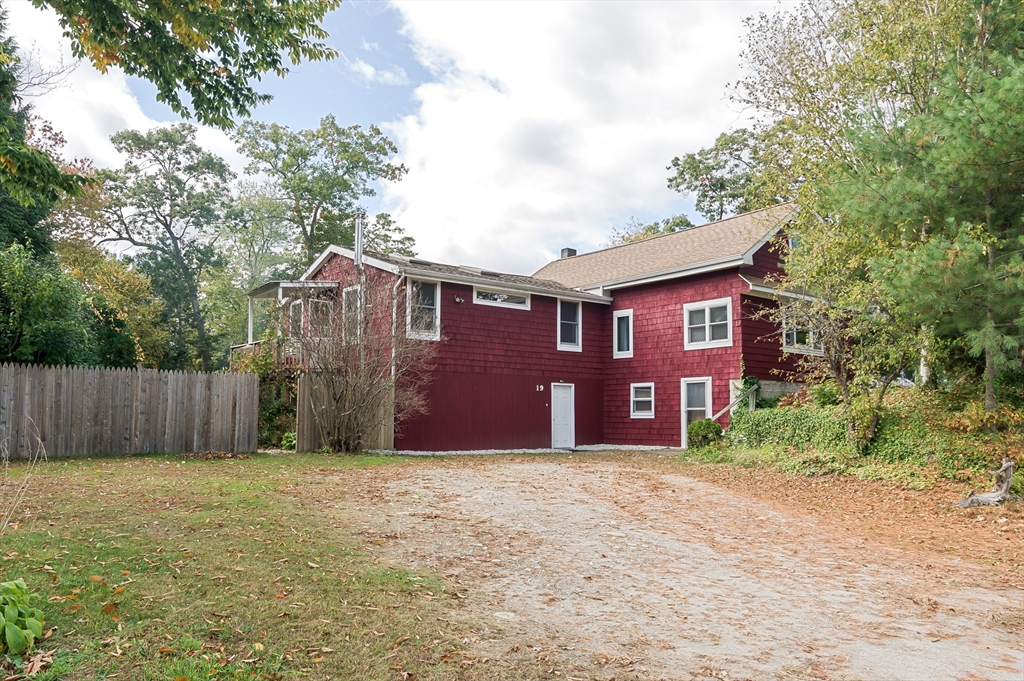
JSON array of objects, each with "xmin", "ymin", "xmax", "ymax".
[{"xmin": 532, "ymin": 204, "xmax": 795, "ymax": 289}]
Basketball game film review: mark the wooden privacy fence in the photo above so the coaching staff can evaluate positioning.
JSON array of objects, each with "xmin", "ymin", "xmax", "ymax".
[{"xmin": 0, "ymin": 363, "xmax": 259, "ymax": 459}]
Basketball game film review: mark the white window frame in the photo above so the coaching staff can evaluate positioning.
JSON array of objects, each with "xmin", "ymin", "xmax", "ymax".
[
  {"xmin": 630, "ymin": 382, "xmax": 654, "ymax": 419},
  {"xmin": 288, "ymin": 299, "xmax": 303, "ymax": 337},
  {"xmin": 680, "ymin": 376, "xmax": 713, "ymax": 449},
  {"xmin": 406, "ymin": 279, "xmax": 441, "ymax": 341},
  {"xmin": 472, "ymin": 286, "xmax": 531, "ymax": 310},
  {"xmin": 556, "ymin": 299, "xmax": 582, "ymax": 352},
  {"xmin": 782, "ymin": 320, "xmax": 823, "ymax": 356},
  {"xmin": 683, "ymin": 296, "xmax": 733, "ymax": 350},
  {"xmin": 306, "ymin": 298, "xmax": 334, "ymax": 339},
  {"xmin": 341, "ymin": 284, "xmax": 361, "ymax": 344},
  {"xmin": 613, "ymin": 309, "xmax": 634, "ymax": 359}
]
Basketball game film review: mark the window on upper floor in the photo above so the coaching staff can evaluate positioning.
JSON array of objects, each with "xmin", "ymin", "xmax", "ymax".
[
  {"xmin": 631, "ymin": 382, "xmax": 654, "ymax": 418},
  {"xmin": 288, "ymin": 299, "xmax": 302, "ymax": 337},
  {"xmin": 683, "ymin": 297, "xmax": 732, "ymax": 350},
  {"xmin": 557, "ymin": 300, "xmax": 582, "ymax": 352},
  {"xmin": 613, "ymin": 309, "xmax": 633, "ymax": 358},
  {"xmin": 342, "ymin": 285, "xmax": 360, "ymax": 344},
  {"xmin": 306, "ymin": 298, "xmax": 333, "ymax": 339},
  {"xmin": 783, "ymin": 323, "xmax": 823, "ymax": 355},
  {"xmin": 474, "ymin": 287, "xmax": 530, "ymax": 310},
  {"xmin": 407, "ymin": 279, "xmax": 440, "ymax": 340}
]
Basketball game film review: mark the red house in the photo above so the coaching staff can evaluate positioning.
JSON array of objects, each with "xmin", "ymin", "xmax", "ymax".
[{"xmin": 248, "ymin": 204, "xmax": 809, "ymax": 450}]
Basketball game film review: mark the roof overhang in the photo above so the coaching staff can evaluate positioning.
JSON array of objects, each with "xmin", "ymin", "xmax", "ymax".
[
  {"xmin": 402, "ymin": 268, "xmax": 612, "ymax": 304},
  {"xmin": 246, "ymin": 280, "xmax": 339, "ymax": 300},
  {"xmin": 582, "ymin": 255, "xmax": 747, "ymax": 294},
  {"xmin": 739, "ymin": 275, "xmax": 817, "ymax": 302}
]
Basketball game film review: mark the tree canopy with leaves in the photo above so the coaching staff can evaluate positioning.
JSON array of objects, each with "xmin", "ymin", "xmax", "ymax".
[
  {"xmin": 234, "ymin": 115, "xmax": 409, "ymax": 264},
  {"xmin": 96, "ymin": 124, "xmax": 232, "ymax": 371},
  {"xmin": 32, "ymin": 0, "xmax": 341, "ymax": 129}
]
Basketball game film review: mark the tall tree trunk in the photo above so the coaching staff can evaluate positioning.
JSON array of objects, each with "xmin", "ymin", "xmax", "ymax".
[{"xmin": 984, "ymin": 243, "xmax": 997, "ymax": 411}]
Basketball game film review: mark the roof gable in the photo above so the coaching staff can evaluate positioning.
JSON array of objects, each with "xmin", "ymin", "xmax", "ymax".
[{"xmin": 532, "ymin": 204, "xmax": 795, "ymax": 290}]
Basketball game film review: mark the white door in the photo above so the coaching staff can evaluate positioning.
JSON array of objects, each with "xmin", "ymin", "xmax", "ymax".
[
  {"xmin": 680, "ymin": 377, "xmax": 712, "ymax": 449},
  {"xmin": 551, "ymin": 383, "xmax": 575, "ymax": 449}
]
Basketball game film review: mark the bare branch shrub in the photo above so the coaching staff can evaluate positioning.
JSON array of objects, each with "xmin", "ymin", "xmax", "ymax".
[
  {"xmin": 292, "ymin": 268, "xmax": 437, "ymax": 452},
  {"xmin": 1, "ymin": 421, "xmax": 47, "ymax": 535}
]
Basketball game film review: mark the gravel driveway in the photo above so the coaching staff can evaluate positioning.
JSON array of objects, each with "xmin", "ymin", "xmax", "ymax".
[{"xmin": 316, "ymin": 456, "xmax": 1024, "ymax": 680}]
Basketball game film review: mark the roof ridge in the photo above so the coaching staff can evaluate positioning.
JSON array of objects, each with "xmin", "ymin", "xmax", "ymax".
[{"xmin": 550, "ymin": 203, "xmax": 792, "ymax": 265}]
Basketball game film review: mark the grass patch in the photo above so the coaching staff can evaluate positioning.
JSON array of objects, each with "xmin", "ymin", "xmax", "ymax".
[{"xmin": 0, "ymin": 452, "xmax": 475, "ymax": 680}]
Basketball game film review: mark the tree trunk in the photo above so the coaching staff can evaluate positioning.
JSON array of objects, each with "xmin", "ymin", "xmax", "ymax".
[{"xmin": 955, "ymin": 458, "xmax": 1018, "ymax": 507}]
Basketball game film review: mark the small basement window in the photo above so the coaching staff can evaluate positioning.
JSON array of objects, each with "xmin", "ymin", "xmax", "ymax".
[
  {"xmin": 557, "ymin": 300, "xmax": 582, "ymax": 352},
  {"xmin": 407, "ymin": 280, "xmax": 440, "ymax": 340},
  {"xmin": 613, "ymin": 309, "xmax": 633, "ymax": 358},
  {"xmin": 683, "ymin": 297, "xmax": 732, "ymax": 350},
  {"xmin": 473, "ymin": 287, "xmax": 530, "ymax": 310},
  {"xmin": 631, "ymin": 383, "xmax": 654, "ymax": 418}
]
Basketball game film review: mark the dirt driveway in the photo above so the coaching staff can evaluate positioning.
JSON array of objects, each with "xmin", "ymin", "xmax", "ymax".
[{"xmin": 309, "ymin": 455, "xmax": 1024, "ymax": 681}]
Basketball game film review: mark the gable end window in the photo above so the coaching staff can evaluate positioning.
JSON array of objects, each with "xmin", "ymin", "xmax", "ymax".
[
  {"xmin": 407, "ymin": 279, "xmax": 440, "ymax": 340},
  {"xmin": 630, "ymin": 382, "xmax": 654, "ymax": 419},
  {"xmin": 557, "ymin": 300, "xmax": 582, "ymax": 352},
  {"xmin": 683, "ymin": 297, "xmax": 733, "ymax": 350},
  {"xmin": 613, "ymin": 309, "xmax": 633, "ymax": 359},
  {"xmin": 474, "ymin": 287, "xmax": 531, "ymax": 310}
]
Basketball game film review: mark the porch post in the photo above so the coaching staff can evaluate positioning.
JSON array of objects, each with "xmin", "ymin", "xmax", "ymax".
[{"xmin": 247, "ymin": 296, "xmax": 254, "ymax": 345}]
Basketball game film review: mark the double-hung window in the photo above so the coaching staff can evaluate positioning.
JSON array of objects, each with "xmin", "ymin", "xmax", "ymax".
[
  {"xmin": 407, "ymin": 280, "xmax": 440, "ymax": 340},
  {"xmin": 288, "ymin": 299, "xmax": 303, "ymax": 337},
  {"xmin": 342, "ymin": 285, "xmax": 360, "ymax": 344},
  {"xmin": 683, "ymin": 297, "xmax": 732, "ymax": 350},
  {"xmin": 557, "ymin": 300, "xmax": 582, "ymax": 352},
  {"xmin": 613, "ymin": 309, "xmax": 633, "ymax": 358},
  {"xmin": 630, "ymin": 382, "xmax": 654, "ymax": 418},
  {"xmin": 307, "ymin": 298, "xmax": 333, "ymax": 339}
]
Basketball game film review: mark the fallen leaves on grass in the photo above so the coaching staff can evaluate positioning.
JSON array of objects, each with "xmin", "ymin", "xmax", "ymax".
[
  {"xmin": 179, "ymin": 451, "xmax": 249, "ymax": 461},
  {"xmin": 23, "ymin": 648, "xmax": 56, "ymax": 677}
]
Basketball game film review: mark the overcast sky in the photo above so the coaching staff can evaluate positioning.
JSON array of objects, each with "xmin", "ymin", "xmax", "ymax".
[{"xmin": 9, "ymin": 0, "xmax": 785, "ymax": 274}]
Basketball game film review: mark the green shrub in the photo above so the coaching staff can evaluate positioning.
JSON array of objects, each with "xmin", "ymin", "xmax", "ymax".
[
  {"xmin": 280, "ymin": 431, "xmax": 297, "ymax": 451},
  {"xmin": 0, "ymin": 579, "xmax": 43, "ymax": 656},
  {"xmin": 728, "ymin": 405, "xmax": 853, "ymax": 454},
  {"xmin": 686, "ymin": 419, "xmax": 724, "ymax": 449}
]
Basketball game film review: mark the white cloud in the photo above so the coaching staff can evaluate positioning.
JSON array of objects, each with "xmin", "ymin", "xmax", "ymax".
[
  {"xmin": 385, "ymin": 0, "xmax": 779, "ymax": 274},
  {"xmin": 7, "ymin": 0, "xmax": 245, "ymax": 173},
  {"xmin": 348, "ymin": 57, "xmax": 411, "ymax": 87}
]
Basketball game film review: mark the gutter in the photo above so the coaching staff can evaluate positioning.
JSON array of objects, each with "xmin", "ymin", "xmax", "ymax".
[
  {"xmin": 581, "ymin": 255, "xmax": 747, "ymax": 293},
  {"xmin": 400, "ymin": 268, "xmax": 613, "ymax": 304}
]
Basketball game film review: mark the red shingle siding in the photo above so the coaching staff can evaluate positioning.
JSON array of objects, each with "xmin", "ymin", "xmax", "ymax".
[
  {"xmin": 745, "ymin": 236, "xmax": 786, "ymax": 279},
  {"xmin": 397, "ymin": 282, "xmax": 607, "ymax": 450},
  {"xmin": 604, "ymin": 270, "xmax": 746, "ymax": 447},
  {"xmin": 740, "ymin": 296, "xmax": 802, "ymax": 382}
]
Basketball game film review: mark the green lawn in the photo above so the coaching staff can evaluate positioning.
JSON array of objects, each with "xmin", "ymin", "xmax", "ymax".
[{"xmin": 0, "ymin": 453, "xmax": 475, "ymax": 680}]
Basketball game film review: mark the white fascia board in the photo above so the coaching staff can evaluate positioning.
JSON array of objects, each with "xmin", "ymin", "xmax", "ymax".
[
  {"xmin": 300, "ymin": 245, "xmax": 402, "ymax": 281},
  {"xmin": 402, "ymin": 268, "xmax": 612, "ymax": 304},
  {"xmin": 739, "ymin": 274, "xmax": 818, "ymax": 302},
  {"xmin": 597, "ymin": 256, "xmax": 746, "ymax": 292},
  {"xmin": 739, "ymin": 205, "xmax": 798, "ymax": 264}
]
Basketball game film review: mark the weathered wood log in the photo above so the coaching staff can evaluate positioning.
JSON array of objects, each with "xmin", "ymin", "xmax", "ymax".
[{"xmin": 955, "ymin": 458, "xmax": 1019, "ymax": 507}]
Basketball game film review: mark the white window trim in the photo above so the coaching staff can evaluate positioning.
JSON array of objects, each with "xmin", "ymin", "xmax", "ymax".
[
  {"xmin": 782, "ymin": 322, "xmax": 824, "ymax": 356},
  {"xmin": 613, "ymin": 308, "xmax": 634, "ymax": 359},
  {"xmin": 472, "ymin": 286, "xmax": 531, "ymax": 310},
  {"xmin": 341, "ymin": 284, "xmax": 361, "ymax": 344},
  {"xmin": 680, "ymin": 376, "xmax": 713, "ymax": 449},
  {"xmin": 556, "ymin": 299, "xmax": 582, "ymax": 352},
  {"xmin": 288, "ymin": 299, "xmax": 302, "ymax": 337},
  {"xmin": 306, "ymin": 298, "xmax": 334, "ymax": 340},
  {"xmin": 406, "ymin": 278, "xmax": 441, "ymax": 341},
  {"xmin": 683, "ymin": 296, "xmax": 733, "ymax": 350},
  {"xmin": 630, "ymin": 382, "xmax": 654, "ymax": 419}
]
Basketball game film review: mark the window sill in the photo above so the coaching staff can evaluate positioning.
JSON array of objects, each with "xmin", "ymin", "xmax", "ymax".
[
  {"xmin": 557, "ymin": 343, "xmax": 583, "ymax": 353},
  {"xmin": 630, "ymin": 413, "xmax": 655, "ymax": 419},
  {"xmin": 613, "ymin": 351, "xmax": 633, "ymax": 359},
  {"xmin": 684, "ymin": 339, "xmax": 733, "ymax": 351},
  {"xmin": 784, "ymin": 345, "xmax": 823, "ymax": 356}
]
